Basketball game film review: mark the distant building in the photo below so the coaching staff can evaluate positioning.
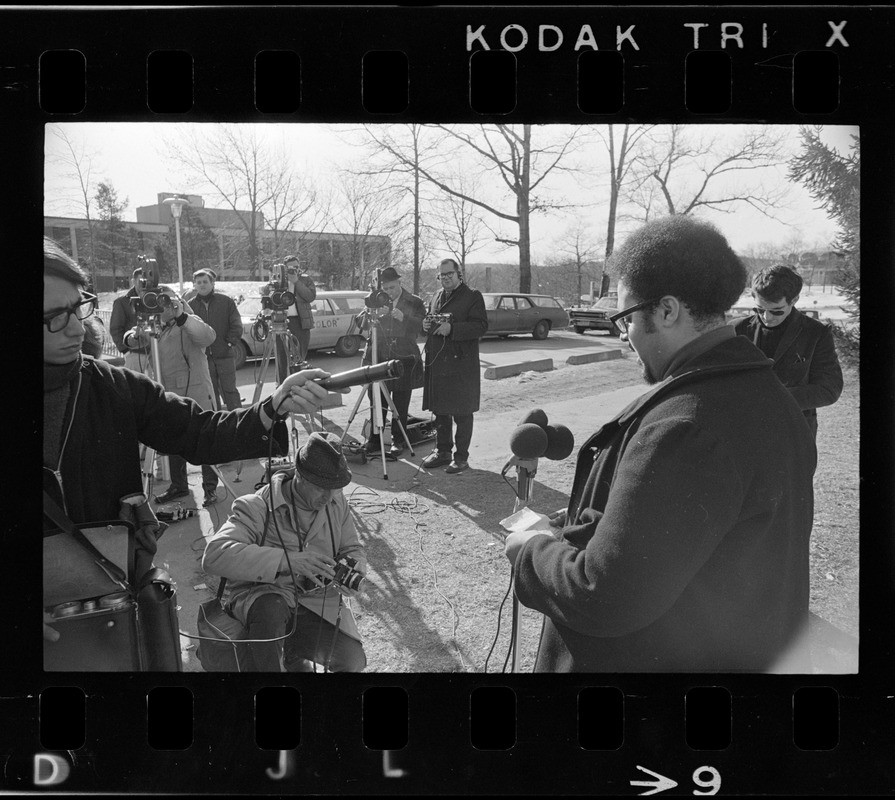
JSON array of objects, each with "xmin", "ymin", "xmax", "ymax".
[{"xmin": 46, "ymin": 191, "xmax": 391, "ymax": 291}]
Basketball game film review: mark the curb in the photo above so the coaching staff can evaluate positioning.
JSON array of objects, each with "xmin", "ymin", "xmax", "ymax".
[
  {"xmin": 483, "ymin": 358, "xmax": 554, "ymax": 380},
  {"xmin": 566, "ymin": 349, "xmax": 624, "ymax": 365}
]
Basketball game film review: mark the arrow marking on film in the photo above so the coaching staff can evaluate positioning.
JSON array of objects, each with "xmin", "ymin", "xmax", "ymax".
[{"xmin": 630, "ymin": 765, "xmax": 678, "ymax": 796}]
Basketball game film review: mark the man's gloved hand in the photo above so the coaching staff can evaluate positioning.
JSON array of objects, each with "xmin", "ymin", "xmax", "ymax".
[
  {"xmin": 548, "ymin": 509, "xmax": 567, "ymax": 528},
  {"xmin": 123, "ymin": 327, "xmax": 150, "ymax": 351}
]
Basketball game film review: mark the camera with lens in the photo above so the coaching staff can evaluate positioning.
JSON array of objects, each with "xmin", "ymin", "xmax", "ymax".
[
  {"xmin": 260, "ymin": 262, "xmax": 296, "ymax": 313},
  {"xmin": 326, "ymin": 556, "xmax": 365, "ymax": 592},
  {"xmin": 364, "ymin": 269, "xmax": 391, "ymax": 311},
  {"xmin": 424, "ymin": 312, "xmax": 453, "ymax": 328},
  {"xmin": 130, "ymin": 256, "xmax": 173, "ymax": 318}
]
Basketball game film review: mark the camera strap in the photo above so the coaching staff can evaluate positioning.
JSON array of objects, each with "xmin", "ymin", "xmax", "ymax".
[{"xmin": 42, "ymin": 489, "xmax": 131, "ymax": 594}]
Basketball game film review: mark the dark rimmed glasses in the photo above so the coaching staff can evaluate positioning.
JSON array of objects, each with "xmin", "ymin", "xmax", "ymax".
[
  {"xmin": 43, "ymin": 292, "xmax": 97, "ymax": 333},
  {"xmin": 608, "ymin": 297, "xmax": 663, "ymax": 336},
  {"xmin": 752, "ymin": 306, "xmax": 787, "ymax": 318}
]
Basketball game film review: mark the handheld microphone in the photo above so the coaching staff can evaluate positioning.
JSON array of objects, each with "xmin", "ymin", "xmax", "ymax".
[{"xmin": 315, "ymin": 360, "xmax": 404, "ymax": 390}]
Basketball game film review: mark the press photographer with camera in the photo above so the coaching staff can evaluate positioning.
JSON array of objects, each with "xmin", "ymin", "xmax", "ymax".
[
  {"xmin": 359, "ymin": 267, "xmax": 426, "ymax": 457},
  {"xmin": 43, "ymin": 238, "xmax": 343, "ymax": 652},
  {"xmin": 278, "ymin": 255, "xmax": 316, "ymax": 371},
  {"xmin": 201, "ymin": 432, "xmax": 367, "ymax": 672},
  {"xmin": 109, "ymin": 265, "xmax": 154, "ymax": 376},
  {"xmin": 124, "ymin": 285, "xmax": 222, "ymax": 508},
  {"xmin": 420, "ymin": 258, "xmax": 488, "ymax": 474}
]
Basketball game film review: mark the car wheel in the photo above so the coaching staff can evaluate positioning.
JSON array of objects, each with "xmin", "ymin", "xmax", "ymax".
[
  {"xmin": 574, "ymin": 325, "xmax": 586, "ymax": 335},
  {"xmin": 335, "ymin": 335, "xmax": 361, "ymax": 358},
  {"xmin": 532, "ymin": 320, "xmax": 550, "ymax": 340},
  {"xmin": 233, "ymin": 341, "xmax": 249, "ymax": 370}
]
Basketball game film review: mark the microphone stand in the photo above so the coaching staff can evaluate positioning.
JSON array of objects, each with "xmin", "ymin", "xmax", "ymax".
[{"xmin": 509, "ymin": 456, "xmax": 538, "ymax": 673}]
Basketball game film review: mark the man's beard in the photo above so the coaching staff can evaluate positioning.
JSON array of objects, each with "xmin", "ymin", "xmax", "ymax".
[{"xmin": 638, "ymin": 357, "xmax": 659, "ymax": 385}]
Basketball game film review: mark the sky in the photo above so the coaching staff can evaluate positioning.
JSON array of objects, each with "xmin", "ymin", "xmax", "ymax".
[{"xmin": 44, "ymin": 122, "xmax": 858, "ymax": 264}]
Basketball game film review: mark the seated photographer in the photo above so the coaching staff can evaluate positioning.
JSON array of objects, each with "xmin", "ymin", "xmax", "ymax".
[
  {"xmin": 202, "ymin": 432, "xmax": 367, "ymax": 672},
  {"xmin": 359, "ymin": 267, "xmax": 425, "ymax": 457},
  {"xmin": 123, "ymin": 285, "xmax": 222, "ymax": 508},
  {"xmin": 43, "ymin": 237, "xmax": 342, "ymax": 646}
]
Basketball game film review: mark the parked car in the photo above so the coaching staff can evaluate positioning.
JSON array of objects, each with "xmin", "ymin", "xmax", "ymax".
[
  {"xmin": 568, "ymin": 295, "xmax": 620, "ymax": 336},
  {"xmin": 480, "ymin": 293, "xmax": 570, "ymax": 340},
  {"xmin": 230, "ymin": 286, "xmax": 369, "ymax": 368}
]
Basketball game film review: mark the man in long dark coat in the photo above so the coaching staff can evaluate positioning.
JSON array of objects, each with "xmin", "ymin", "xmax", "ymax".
[
  {"xmin": 360, "ymin": 267, "xmax": 426, "ymax": 457},
  {"xmin": 505, "ymin": 217, "xmax": 817, "ymax": 673},
  {"xmin": 733, "ymin": 264, "xmax": 843, "ymax": 439},
  {"xmin": 421, "ymin": 259, "xmax": 488, "ymax": 474}
]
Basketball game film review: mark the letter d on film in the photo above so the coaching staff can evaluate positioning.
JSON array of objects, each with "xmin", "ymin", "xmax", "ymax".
[{"xmin": 33, "ymin": 754, "xmax": 70, "ymax": 786}]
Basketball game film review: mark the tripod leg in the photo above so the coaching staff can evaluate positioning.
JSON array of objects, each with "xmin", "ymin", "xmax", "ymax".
[
  {"xmin": 251, "ymin": 335, "xmax": 277, "ymax": 406},
  {"xmin": 379, "ymin": 383, "xmax": 415, "ymax": 457},
  {"xmin": 370, "ymin": 381, "xmax": 389, "ymax": 479}
]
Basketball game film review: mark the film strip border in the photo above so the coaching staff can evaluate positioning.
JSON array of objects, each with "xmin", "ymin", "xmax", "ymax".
[
  {"xmin": 5, "ymin": 677, "xmax": 891, "ymax": 793},
  {"xmin": 2, "ymin": 7, "xmax": 880, "ymax": 121}
]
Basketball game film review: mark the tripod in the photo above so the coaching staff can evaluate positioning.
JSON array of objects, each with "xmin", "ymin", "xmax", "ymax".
[
  {"xmin": 340, "ymin": 312, "xmax": 415, "ymax": 480},
  {"xmin": 234, "ymin": 310, "xmax": 305, "ymax": 481}
]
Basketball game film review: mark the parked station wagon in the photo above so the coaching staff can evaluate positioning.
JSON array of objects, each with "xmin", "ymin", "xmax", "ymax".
[{"xmin": 480, "ymin": 293, "xmax": 570, "ymax": 340}]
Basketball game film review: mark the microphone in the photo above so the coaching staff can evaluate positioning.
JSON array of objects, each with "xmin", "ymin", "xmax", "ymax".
[
  {"xmin": 315, "ymin": 360, "xmax": 404, "ymax": 390},
  {"xmin": 543, "ymin": 424, "xmax": 575, "ymax": 461},
  {"xmin": 509, "ymin": 423, "xmax": 549, "ymax": 460}
]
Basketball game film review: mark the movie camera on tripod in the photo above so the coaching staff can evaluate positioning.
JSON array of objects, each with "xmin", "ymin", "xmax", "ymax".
[
  {"xmin": 364, "ymin": 269, "xmax": 392, "ymax": 317},
  {"xmin": 129, "ymin": 255, "xmax": 173, "ymax": 321}
]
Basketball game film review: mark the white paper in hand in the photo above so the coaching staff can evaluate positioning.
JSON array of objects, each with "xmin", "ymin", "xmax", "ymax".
[{"xmin": 499, "ymin": 506, "xmax": 552, "ymax": 534}]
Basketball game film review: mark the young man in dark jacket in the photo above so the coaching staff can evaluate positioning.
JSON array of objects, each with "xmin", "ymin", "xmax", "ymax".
[
  {"xmin": 505, "ymin": 217, "xmax": 817, "ymax": 673},
  {"xmin": 420, "ymin": 259, "xmax": 488, "ymax": 474},
  {"xmin": 43, "ymin": 237, "xmax": 342, "ymax": 652},
  {"xmin": 734, "ymin": 265, "xmax": 843, "ymax": 439},
  {"xmin": 109, "ymin": 267, "xmax": 154, "ymax": 375},
  {"xmin": 189, "ymin": 268, "xmax": 245, "ymax": 411}
]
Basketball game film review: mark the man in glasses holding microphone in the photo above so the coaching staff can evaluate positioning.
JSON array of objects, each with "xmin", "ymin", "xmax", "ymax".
[
  {"xmin": 505, "ymin": 216, "xmax": 818, "ymax": 673},
  {"xmin": 733, "ymin": 264, "xmax": 843, "ymax": 439}
]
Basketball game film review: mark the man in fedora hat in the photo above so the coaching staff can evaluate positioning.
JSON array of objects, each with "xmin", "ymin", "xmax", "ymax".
[
  {"xmin": 203, "ymin": 432, "xmax": 367, "ymax": 672},
  {"xmin": 359, "ymin": 266, "xmax": 426, "ymax": 457}
]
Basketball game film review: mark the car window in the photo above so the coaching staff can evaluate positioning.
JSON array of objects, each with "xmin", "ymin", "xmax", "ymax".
[
  {"xmin": 331, "ymin": 296, "xmax": 366, "ymax": 313},
  {"xmin": 497, "ymin": 297, "xmax": 515, "ymax": 310},
  {"xmin": 481, "ymin": 295, "xmax": 500, "ymax": 310},
  {"xmin": 516, "ymin": 297, "xmax": 533, "ymax": 309},
  {"xmin": 536, "ymin": 297, "xmax": 561, "ymax": 309},
  {"xmin": 592, "ymin": 297, "xmax": 617, "ymax": 310},
  {"xmin": 312, "ymin": 298, "xmax": 334, "ymax": 316}
]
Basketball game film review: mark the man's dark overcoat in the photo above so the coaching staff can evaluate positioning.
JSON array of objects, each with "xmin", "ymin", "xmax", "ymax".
[
  {"xmin": 514, "ymin": 335, "xmax": 817, "ymax": 673},
  {"xmin": 362, "ymin": 287, "xmax": 426, "ymax": 392},
  {"xmin": 734, "ymin": 308, "xmax": 843, "ymax": 436},
  {"xmin": 422, "ymin": 282, "xmax": 488, "ymax": 415}
]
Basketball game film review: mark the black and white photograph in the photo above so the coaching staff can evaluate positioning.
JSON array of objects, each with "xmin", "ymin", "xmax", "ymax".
[
  {"xmin": 43, "ymin": 121, "xmax": 860, "ymax": 675},
  {"xmin": 14, "ymin": 3, "xmax": 894, "ymax": 795}
]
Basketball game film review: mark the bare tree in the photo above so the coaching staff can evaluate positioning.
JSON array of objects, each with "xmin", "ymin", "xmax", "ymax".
[
  {"xmin": 551, "ymin": 218, "xmax": 603, "ymax": 303},
  {"xmin": 372, "ymin": 124, "xmax": 584, "ymax": 293},
  {"xmin": 351, "ymin": 124, "xmax": 448, "ymax": 294},
  {"xmin": 94, "ymin": 181, "xmax": 129, "ymax": 288},
  {"xmin": 631, "ymin": 124, "xmax": 791, "ymax": 219},
  {"xmin": 593, "ymin": 124, "xmax": 654, "ymax": 295},
  {"xmin": 427, "ymin": 170, "xmax": 488, "ymax": 271},
  {"xmin": 46, "ymin": 126, "xmax": 99, "ymax": 286}
]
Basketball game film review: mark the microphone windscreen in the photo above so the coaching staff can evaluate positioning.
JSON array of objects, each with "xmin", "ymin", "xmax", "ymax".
[
  {"xmin": 518, "ymin": 408, "xmax": 549, "ymax": 429},
  {"xmin": 544, "ymin": 424, "xmax": 575, "ymax": 461},
  {"xmin": 509, "ymin": 423, "xmax": 549, "ymax": 459}
]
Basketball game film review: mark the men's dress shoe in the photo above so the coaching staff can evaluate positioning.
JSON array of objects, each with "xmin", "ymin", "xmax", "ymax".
[
  {"xmin": 388, "ymin": 444, "xmax": 405, "ymax": 457},
  {"xmin": 445, "ymin": 460, "xmax": 469, "ymax": 474},
  {"xmin": 364, "ymin": 440, "xmax": 382, "ymax": 454},
  {"xmin": 202, "ymin": 489, "xmax": 219, "ymax": 508},
  {"xmin": 421, "ymin": 451, "xmax": 452, "ymax": 469},
  {"xmin": 154, "ymin": 487, "xmax": 190, "ymax": 504}
]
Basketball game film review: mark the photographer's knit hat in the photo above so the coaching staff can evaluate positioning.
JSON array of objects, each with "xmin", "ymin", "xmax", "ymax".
[{"xmin": 295, "ymin": 432, "xmax": 352, "ymax": 490}]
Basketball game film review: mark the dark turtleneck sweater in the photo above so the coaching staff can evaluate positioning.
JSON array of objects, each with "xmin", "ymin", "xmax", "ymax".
[{"xmin": 43, "ymin": 355, "xmax": 82, "ymax": 471}]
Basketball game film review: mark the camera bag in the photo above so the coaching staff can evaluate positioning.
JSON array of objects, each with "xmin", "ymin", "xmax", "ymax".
[{"xmin": 43, "ymin": 491, "xmax": 181, "ymax": 672}]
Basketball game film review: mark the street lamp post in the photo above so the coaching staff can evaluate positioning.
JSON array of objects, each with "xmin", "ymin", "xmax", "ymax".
[{"xmin": 163, "ymin": 196, "xmax": 191, "ymax": 293}]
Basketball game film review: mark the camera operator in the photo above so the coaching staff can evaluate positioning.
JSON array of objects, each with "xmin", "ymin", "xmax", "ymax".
[
  {"xmin": 505, "ymin": 217, "xmax": 817, "ymax": 673},
  {"xmin": 420, "ymin": 259, "xmax": 488, "ymax": 474},
  {"xmin": 43, "ymin": 238, "xmax": 344, "ymax": 646},
  {"xmin": 277, "ymin": 255, "xmax": 316, "ymax": 372},
  {"xmin": 202, "ymin": 432, "xmax": 367, "ymax": 672},
  {"xmin": 124, "ymin": 286, "xmax": 222, "ymax": 508},
  {"xmin": 109, "ymin": 266, "xmax": 154, "ymax": 376},
  {"xmin": 189, "ymin": 268, "xmax": 245, "ymax": 411},
  {"xmin": 359, "ymin": 267, "xmax": 426, "ymax": 457}
]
